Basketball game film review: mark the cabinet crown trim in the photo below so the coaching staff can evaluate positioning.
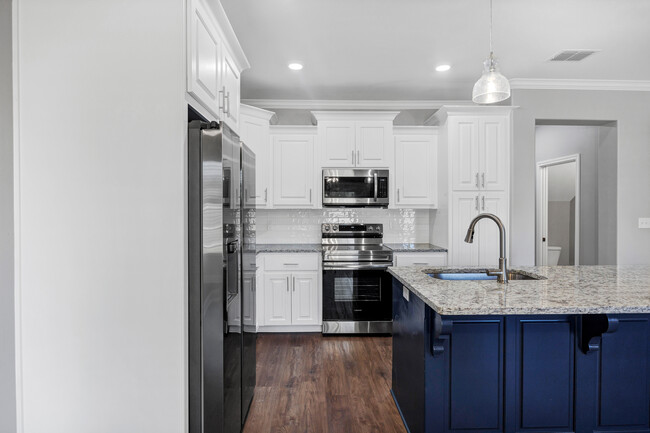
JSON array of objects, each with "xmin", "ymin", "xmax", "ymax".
[
  {"xmin": 270, "ymin": 125, "xmax": 318, "ymax": 135},
  {"xmin": 428, "ymin": 105, "xmax": 518, "ymax": 125},
  {"xmin": 393, "ymin": 126, "xmax": 439, "ymax": 135},
  {"xmin": 240, "ymin": 104, "xmax": 277, "ymax": 123},
  {"xmin": 311, "ymin": 111, "xmax": 400, "ymax": 123}
]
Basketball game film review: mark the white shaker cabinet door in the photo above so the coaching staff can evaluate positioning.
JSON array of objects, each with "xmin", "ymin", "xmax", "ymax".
[
  {"xmin": 239, "ymin": 113, "xmax": 270, "ymax": 208},
  {"xmin": 451, "ymin": 192, "xmax": 480, "ymax": 267},
  {"xmin": 477, "ymin": 192, "xmax": 508, "ymax": 268},
  {"xmin": 449, "ymin": 117, "xmax": 480, "ymax": 191},
  {"xmin": 242, "ymin": 271, "xmax": 255, "ymax": 327},
  {"xmin": 356, "ymin": 122, "xmax": 391, "ymax": 167},
  {"xmin": 290, "ymin": 272, "xmax": 321, "ymax": 326},
  {"xmin": 187, "ymin": 0, "xmax": 222, "ymax": 117},
  {"xmin": 479, "ymin": 117, "xmax": 508, "ymax": 191},
  {"xmin": 272, "ymin": 135, "xmax": 315, "ymax": 208},
  {"xmin": 320, "ymin": 122, "xmax": 355, "ymax": 167},
  {"xmin": 221, "ymin": 48, "xmax": 240, "ymax": 131},
  {"xmin": 395, "ymin": 134, "xmax": 436, "ymax": 207},
  {"xmin": 263, "ymin": 273, "xmax": 292, "ymax": 326}
]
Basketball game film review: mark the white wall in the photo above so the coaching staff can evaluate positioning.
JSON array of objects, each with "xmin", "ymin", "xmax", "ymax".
[
  {"xmin": 14, "ymin": 1, "xmax": 186, "ymax": 432},
  {"xmin": 511, "ymin": 89, "xmax": 649, "ymax": 265},
  {"xmin": 1, "ymin": 0, "xmax": 16, "ymax": 431},
  {"xmin": 256, "ymin": 208, "xmax": 430, "ymax": 244},
  {"xmin": 598, "ymin": 125, "xmax": 618, "ymax": 264}
]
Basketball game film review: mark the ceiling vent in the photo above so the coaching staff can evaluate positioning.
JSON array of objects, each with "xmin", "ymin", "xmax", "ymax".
[{"xmin": 549, "ymin": 50, "xmax": 600, "ymax": 61}]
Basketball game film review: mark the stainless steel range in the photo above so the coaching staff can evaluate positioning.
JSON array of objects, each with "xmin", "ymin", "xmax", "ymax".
[{"xmin": 321, "ymin": 223, "xmax": 393, "ymax": 334}]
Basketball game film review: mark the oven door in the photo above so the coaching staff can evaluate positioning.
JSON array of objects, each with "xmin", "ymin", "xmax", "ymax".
[
  {"xmin": 322, "ymin": 169, "xmax": 389, "ymax": 207},
  {"xmin": 322, "ymin": 264, "xmax": 392, "ymax": 322}
]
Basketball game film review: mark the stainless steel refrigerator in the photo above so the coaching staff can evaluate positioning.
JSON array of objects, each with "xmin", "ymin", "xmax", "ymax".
[{"xmin": 188, "ymin": 118, "xmax": 256, "ymax": 433}]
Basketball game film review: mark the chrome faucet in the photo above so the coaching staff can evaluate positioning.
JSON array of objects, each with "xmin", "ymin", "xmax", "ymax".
[{"xmin": 464, "ymin": 213, "xmax": 508, "ymax": 283}]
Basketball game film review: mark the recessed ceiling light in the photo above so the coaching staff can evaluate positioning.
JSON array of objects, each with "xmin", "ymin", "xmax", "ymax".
[
  {"xmin": 435, "ymin": 64, "xmax": 451, "ymax": 72},
  {"xmin": 288, "ymin": 62, "xmax": 303, "ymax": 71}
]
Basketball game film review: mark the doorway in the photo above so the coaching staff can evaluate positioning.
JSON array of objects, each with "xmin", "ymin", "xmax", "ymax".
[
  {"xmin": 536, "ymin": 155, "xmax": 580, "ymax": 265},
  {"xmin": 534, "ymin": 122, "xmax": 618, "ymax": 266}
]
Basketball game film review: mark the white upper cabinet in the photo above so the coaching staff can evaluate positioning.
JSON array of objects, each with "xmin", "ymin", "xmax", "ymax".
[
  {"xmin": 271, "ymin": 126, "xmax": 318, "ymax": 208},
  {"xmin": 239, "ymin": 104, "xmax": 276, "ymax": 208},
  {"xmin": 447, "ymin": 110, "xmax": 509, "ymax": 191},
  {"xmin": 313, "ymin": 111, "xmax": 398, "ymax": 168},
  {"xmin": 394, "ymin": 127, "xmax": 438, "ymax": 208},
  {"xmin": 187, "ymin": 0, "xmax": 249, "ymax": 132}
]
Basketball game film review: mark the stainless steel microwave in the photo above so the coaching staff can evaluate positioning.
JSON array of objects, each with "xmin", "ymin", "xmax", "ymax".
[{"xmin": 322, "ymin": 169, "xmax": 389, "ymax": 207}]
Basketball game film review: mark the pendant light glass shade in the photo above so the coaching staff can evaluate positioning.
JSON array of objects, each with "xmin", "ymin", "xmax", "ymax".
[{"xmin": 472, "ymin": 52, "xmax": 510, "ymax": 104}]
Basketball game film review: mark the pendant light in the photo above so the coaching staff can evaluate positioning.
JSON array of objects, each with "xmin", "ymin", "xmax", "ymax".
[{"xmin": 472, "ymin": 0, "xmax": 510, "ymax": 104}]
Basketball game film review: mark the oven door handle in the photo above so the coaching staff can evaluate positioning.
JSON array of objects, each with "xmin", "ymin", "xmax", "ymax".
[{"xmin": 323, "ymin": 263, "xmax": 392, "ymax": 271}]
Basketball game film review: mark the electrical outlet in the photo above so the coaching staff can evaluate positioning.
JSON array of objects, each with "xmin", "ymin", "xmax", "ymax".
[
  {"xmin": 639, "ymin": 218, "xmax": 650, "ymax": 229},
  {"xmin": 402, "ymin": 286, "xmax": 410, "ymax": 302}
]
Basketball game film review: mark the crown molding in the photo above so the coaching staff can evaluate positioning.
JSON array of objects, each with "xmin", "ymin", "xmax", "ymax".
[
  {"xmin": 510, "ymin": 78, "xmax": 650, "ymax": 92},
  {"xmin": 206, "ymin": 0, "xmax": 250, "ymax": 71},
  {"xmin": 241, "ymin": 99, "xmax": 473, "ymax": 110},
  {"xmin": 240, "ymin": 104, "xmax": 277, "ymax": 124},
  {"xmin": 393, "ymin": 126, "xmax": 439, "ymax": 135},
  {"xmin": 311, "ymin": 111, "xmax": 400, "ymax": 122},
  {"xmin": 269, "ymin": 125, "xmax": 318, "ymax": 135},
  {"xmin": 426, "ymin": 105, "xmax": 518, "ymax": 125}
]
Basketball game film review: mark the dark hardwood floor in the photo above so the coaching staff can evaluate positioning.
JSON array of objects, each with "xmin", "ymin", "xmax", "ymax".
[{"xmin": 243, "ymin": 333, "xmax": 407, "ymax": 433}]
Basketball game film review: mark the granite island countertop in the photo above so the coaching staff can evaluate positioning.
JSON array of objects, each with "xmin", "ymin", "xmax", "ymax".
[
  {"xmin": 388, "ymin": 265, "xmax": 650, "ymax": 315},
  {"xmin": 385, "ymin": 243, "xmax": 447, "ymax": 252},
  {"xmin": 256, "ymin": 243, "xmax": 322, "ymax": 254}
]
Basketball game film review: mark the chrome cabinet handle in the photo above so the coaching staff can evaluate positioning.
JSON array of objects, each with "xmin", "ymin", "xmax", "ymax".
[
  {"xmin": 286, "ymin": 276, "xmax": 289, "ymax": 291},
  {"xmin": 475, "ymin": 195, "xmax": 479, "ymax": 211},
  {"xmin": 357, "ymin": 150, "xmax": 360, "ymax": 164},
  {"xmin": 283, "ymin": 263, "xmax": 299, "ymax": 266},
  {"xmin": 218, "ymin": 86, "xmax": 225, "ymax": 111},
  {"xmin": 397, "ymin": 188, "xmax": 400, "ymax": 202},
  {"xmin": 482, "ymin": 195, "xmax": 485, "ymax": 210},
  {"xmin": 309, "ymin": 188, "xmax": 312, "ymax": 203},
  {"xmin": 245, "ymin": 188, "xmax": 248, "ymax": 201},
  {"xmin": 224, "ymin": 91, "xmax": 230, "ymax": 115},
  {"xmin": 352, "ymin": 150, "xmax": 355, "ymax": 165},
  {"xmin": 292, "ymin": 276, "xmax": 296, "ymax": 292},
  {"xmin": 481, "ymin": 173, "xmax": 485, "ymax": 188},
  {"xmin": 475, "ymin": 173, "xmax": 479, "ymax": 188},
  {"xmin": 264, "ymin": 188, "xmax": 268, "ymax": 202},
  {"xmin": 373, "ymin": 173, "xmax": 378, "ymax": 202},
  {"xmin": 413, "ymin": 262, "xmax": 429, "ymax": 265}
]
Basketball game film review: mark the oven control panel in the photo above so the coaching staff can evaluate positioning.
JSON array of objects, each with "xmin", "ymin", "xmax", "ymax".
[{"xmin": 321, "ymin": 223, "xmax": 383, "ymax": 234}]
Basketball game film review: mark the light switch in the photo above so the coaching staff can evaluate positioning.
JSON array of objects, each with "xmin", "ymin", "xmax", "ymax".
[
  {"xmin": 402, "ymin": 286, "xmax": 410, "ymax": 301},
  {"xmin": 640, "ymin": 218, "xmax": 650, "ymax": 229}
]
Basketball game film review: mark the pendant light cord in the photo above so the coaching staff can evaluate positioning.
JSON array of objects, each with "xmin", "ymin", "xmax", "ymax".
[{"xmin": 489, "ymin": 0, "xmax": 493, "ymax": 55}]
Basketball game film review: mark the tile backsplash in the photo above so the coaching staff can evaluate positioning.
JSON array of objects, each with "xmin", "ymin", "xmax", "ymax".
[{"xmin": 256, "ymin": 208, "xmax": 430, "ymax": 244}]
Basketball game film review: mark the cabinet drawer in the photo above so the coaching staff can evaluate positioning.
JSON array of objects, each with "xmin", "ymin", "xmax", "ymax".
[
  {"xmin": 264, "ymin": 253, "xmax": 320, "ymax": 271},
  {"xmin": 395, "ymin": 252, "xmax": 447, "ymax": 267}
]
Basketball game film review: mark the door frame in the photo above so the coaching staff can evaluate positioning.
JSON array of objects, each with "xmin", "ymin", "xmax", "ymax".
[{"xmin": 536, "ymin": 154, "xmax": 581, "ymax": 266}]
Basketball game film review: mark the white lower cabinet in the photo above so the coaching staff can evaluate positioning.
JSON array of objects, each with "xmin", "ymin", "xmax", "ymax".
[
  {"xmin": 393, "ymin": 252, "xmax": 447, "ymax": 267},
  {"xmin": 450, "ymin": 191, "xmax": 508, "ymax": 268},
  {"xmin": 257, "ymin": 253, "xmax": 322, "ymax": 332}
]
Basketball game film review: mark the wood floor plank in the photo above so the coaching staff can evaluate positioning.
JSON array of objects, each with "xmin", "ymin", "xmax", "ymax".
[{"xmin": 243, "ymin": 334, "xmax": 407, "ymax": 433}]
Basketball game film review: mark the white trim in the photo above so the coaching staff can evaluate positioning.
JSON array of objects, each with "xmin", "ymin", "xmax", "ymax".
[
  {"xmin": 206, "ymin": 0, "xmax": 249, "ymax": 71},
  {"xmin": 392, "ymin": 125, "xmax": 438, "ymax": 136},
  {"xmin": 311, "ymin": 110, "xmax": 400, "ymax": 122},
  {"xmin": 257, "ymin": 325, "xmax": 322, "ymax": 333},
  {"xmin": 428, "ymin": 105, "xmax": 518, "ymax": 125},
  {"xmin": 241, "ymin": 99, "xmax": 473, "ymax": 110},
  {"xmin": 240, "ymin": 103, "xmax": 277, "ymax": 123},
  {"xmin": 269, "ymin": 125, "xmax": 317, "ymax": 135},
  {"xmin": 536, "ymin": 154, "xmax": 581, "ymax": 266},
  {"xmin": 12, "ymin": 0, "xmax": 23, "ymax": 430},
  {"xmin": 510, "ymin": 78, "xmax": 650, "ymax": 92}
]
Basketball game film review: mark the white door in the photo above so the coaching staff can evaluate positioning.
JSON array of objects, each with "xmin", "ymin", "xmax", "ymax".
[
  {"xmin": 290, "ymin": 272, "xmax": 320, "ymax": 325},
  {"xmin": 263, "ymin": 273, "xmax": 292, "ymax": 326},
  {"xmin": 451, "ymin": 192, "xmax": 480, "ymax": 266},
  {"xmin": 239, "ymin": 116, "xmax": 269, "ymax": 207},
  {"xmin": 477, "ymin": 192, "xmax": 508, "ymax": 268},
  {"xmin": 450, "ymin": 117, "xmax": 480, "ymax": 191},
  {"xmin": 272, "ymin": 135, "xmax": 315, "ymax": 208},
  {"xmin": 221, "ymin": 49, "xmax": 240, "ymax": 130},
  {"xmin": 395, "ymin": 135, "xmax": 435, "ymax": 206},
  {"xmin": 242, "ymin": 271, "xmax": 255, "ymax": 327},
  {"xmin": 187, "ymin": 0, "xmax": 221, "ymax": 117},
  {"xmin": 479, "ymin": 117, "xmax": 508, "ymax": 191},
  {"xmin": 356, "ymin": 122, "xmax": 390, "ymax": 167},
  {"xmin": 320, "ymin": 122, "xmax": 355, "ymax": 167}
]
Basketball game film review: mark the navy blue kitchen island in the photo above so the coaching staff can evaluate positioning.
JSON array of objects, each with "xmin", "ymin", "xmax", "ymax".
[{"xmin": 389, "ymin": 265, "xmax": 650, "ymax": 433}]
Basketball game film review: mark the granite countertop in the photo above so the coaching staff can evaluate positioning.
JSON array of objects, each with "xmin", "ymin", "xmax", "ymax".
[
  {"xmin": 385, "ymin": 243, "xmax": 447, "ymax": 253},
  {"xmin": 256, "ymin": 243, "xmax": 322, "ymax": 254},
  {"xmin": 388, "ymin": 265, "xmax": 650, "ymax": 316}
]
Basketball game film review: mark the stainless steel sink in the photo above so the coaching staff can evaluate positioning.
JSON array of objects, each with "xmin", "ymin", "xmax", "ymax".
[{"xmin": 428, "ymin": 270, "xmax": 545, "ymax": 281}]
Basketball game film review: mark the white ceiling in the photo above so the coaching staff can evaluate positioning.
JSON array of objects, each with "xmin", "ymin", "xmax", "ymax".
[{"xmin": 220, "ymin": 0, "xmax": 650, "ymax": 101}]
